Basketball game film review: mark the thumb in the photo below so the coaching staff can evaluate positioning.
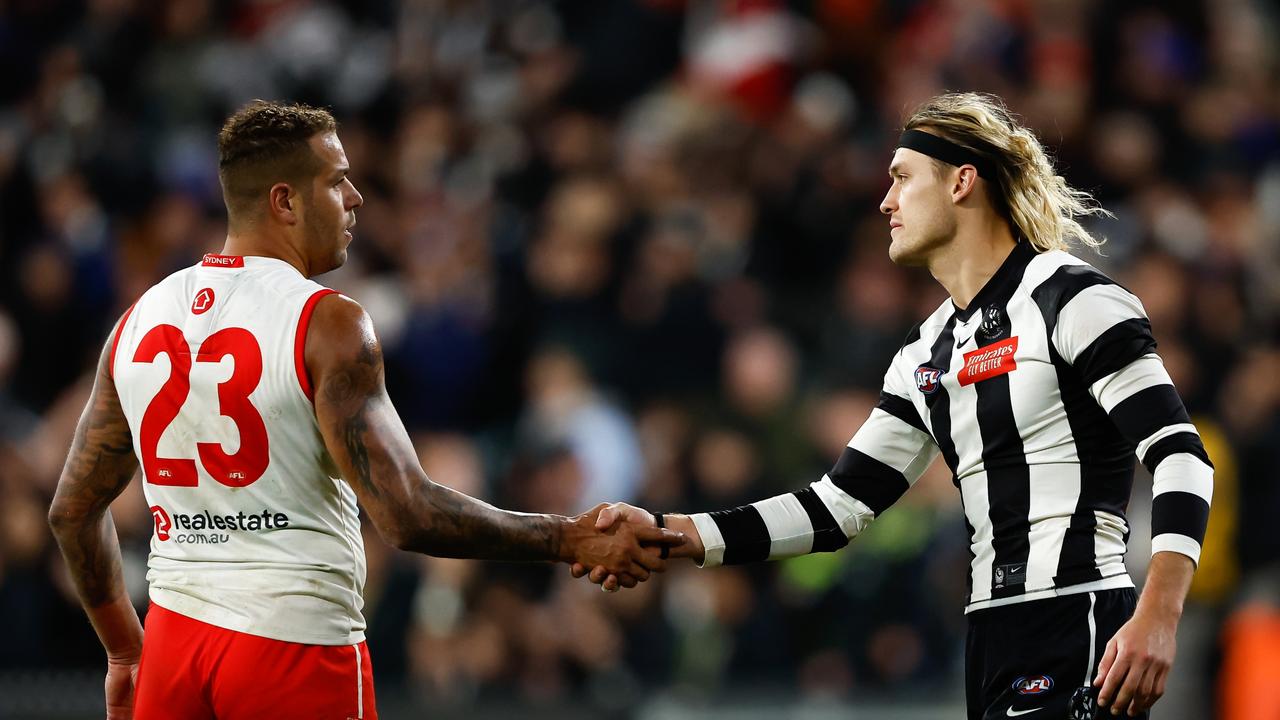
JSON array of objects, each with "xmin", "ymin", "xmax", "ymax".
[{"xmin": 595, "ymin": 505, "xmax": 621, "ymax": 530}]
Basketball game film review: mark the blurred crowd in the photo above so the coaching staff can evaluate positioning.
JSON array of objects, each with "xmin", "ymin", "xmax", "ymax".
[{"xmin": 1, "ymin": 0, "xmax": 1279, "ymax": 717}]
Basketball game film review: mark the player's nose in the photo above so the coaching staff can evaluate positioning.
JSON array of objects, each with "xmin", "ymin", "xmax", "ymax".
[{"xmin": 879, "ymin": 188, "xmax": 897, "ymax": 215}]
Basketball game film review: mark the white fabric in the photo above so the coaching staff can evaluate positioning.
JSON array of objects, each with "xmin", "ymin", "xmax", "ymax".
[
  {"xmin": 1152, "ymin": 453, "xmax": 1215, "ymax": 503},
  {"xmin": 964, "ymin": 574, "xmax": 1134, "ymax": 614},
  {"xmin": 1054, "ymin": 283, "xmax": 1148, "ymax": 364},
  {"xmin": 690, "ymin": 512, "xmax": 727, "ymax": 568},
  {"xmin": 1151, "ymin": 533, "xmax": 1203, "ymax": 566},
  {"xmin": 114, "ymin": 256, "xmax": 366, "ymax": 645},
  {"xmin": 752, "ymin": 492, "xmax": 815, "ymax": 560},
  {"xmin": 1089, "ymin": 354, "xmax": 1170, "ymax": 413}
]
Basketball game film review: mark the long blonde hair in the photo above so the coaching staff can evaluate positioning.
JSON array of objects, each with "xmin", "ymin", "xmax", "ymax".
[{"xmin": 904, "ymin": 92, "xmax": 1109, "ymax": 253}]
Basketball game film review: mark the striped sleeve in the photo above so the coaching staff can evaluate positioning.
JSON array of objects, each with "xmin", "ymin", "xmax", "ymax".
[
  {"xmin": 1051, "ymin": 280, "xmax": 1157, "ymax": 385},
  {"xmin": 693, "ymin": 361, "xmax": 938, "ymax": 568},
  {"xmin": 1089, "ymin": 354, "xmax": 1213, "ymax": 564},
  {"xmin": 1034, "ymin": 260, "xmax": 1213, "ymax": 563}
]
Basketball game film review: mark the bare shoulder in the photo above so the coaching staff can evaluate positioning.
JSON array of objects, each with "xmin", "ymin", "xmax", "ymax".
[
  {"xmin": 307, "ymin": 293, "xmax": 379, "ymax": 358},
  {"xmin": 304, "ymin": 293, "xmax": 385, "ymax": 404}
]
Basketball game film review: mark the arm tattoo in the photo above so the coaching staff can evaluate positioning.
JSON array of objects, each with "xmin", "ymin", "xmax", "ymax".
[
  {"xmin": 318, "ymin": 324, "xmax": 563, "ymax": 561},
  {"xmin": 323, "ymin": 340, "xmax": 382, "ymax": 500},
  {"xmin": 49, "ymin": 342, "xmax": 140, "ymax": 608},
  {"xmin": 411, "ymin": 481, "xmax": 562, "ymax": 562}
]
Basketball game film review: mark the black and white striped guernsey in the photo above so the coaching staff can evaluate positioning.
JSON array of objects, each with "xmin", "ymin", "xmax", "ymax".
[{"xmin": 689, "ymin": 242, "xmax": 1214, "ymax": 612}]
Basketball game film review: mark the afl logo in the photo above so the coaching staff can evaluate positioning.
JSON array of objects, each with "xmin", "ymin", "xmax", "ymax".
[
  {"xmin": 915, "ymin": 365, "xmax": 944, "ymax": 395},
  {"xmin": 191, "ymin": 287, "xmax": 215, "ymax": 315},
  {"xmin": 150, "ymin": 505, "xmax": 172, "ymax": 541},
  {"xmin": 1013, "ymin": 675, "xmax": 1054, "ymax": 695}
]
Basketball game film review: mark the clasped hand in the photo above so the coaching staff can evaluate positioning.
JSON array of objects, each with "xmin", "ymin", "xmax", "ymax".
[
  {"xmin": 567, "ymin": 503, "xmax": 701, "ymax": 592},
  {"xmin": 561, "ymin": 503, "xmax": 685, "ymax": 591}
]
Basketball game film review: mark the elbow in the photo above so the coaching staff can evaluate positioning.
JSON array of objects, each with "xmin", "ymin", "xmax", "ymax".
[
  {"xmin": 376, "ymin": 516, "xmax": 429, "ymax": 554},
  {"xmin": 385, "ymin": 528, "xmax": 420, "ymax": 553},
  {"xmin": 47, "ymin": 499, "xmax": 82, "ymax": 540}
]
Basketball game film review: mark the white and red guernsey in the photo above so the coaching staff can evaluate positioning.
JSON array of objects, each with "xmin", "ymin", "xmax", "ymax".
[{"xmin": 111, "ymin": 253, "xmax": 365, "ymax": 645}]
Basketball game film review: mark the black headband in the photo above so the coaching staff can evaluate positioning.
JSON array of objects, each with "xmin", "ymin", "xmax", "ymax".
[{"xmin": 897, "ymin": 129, "xmax": 996, "ymax": 179}]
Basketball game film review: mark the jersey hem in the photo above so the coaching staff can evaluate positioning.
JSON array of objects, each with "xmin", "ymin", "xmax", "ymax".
[
  {"xmin": 150, "ymin": 589, "xmax": 365, "ymax": 646},
  {"xmin": 963, "ymin": 573, "xmax": 1133, "ymax": 614}
]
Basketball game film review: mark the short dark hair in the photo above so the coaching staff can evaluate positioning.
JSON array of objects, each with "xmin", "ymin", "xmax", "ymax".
[{"xmin": 217, "ymin": 100, "xmax": 336, "ymax": 220}]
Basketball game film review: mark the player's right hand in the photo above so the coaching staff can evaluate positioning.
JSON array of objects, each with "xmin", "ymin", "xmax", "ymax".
[
  {"xmin": 564, "ymin": 503, "xmax": 685, "ymax": 590},
  {"xmin": 105, "ymin": 656, "xmax": 139, "ymax": 719},
  {"xmin": 571, "ymin": 503, "xmax": 706, "ymax": 591}
]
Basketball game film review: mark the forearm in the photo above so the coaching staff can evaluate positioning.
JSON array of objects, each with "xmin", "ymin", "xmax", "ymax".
[
  {"xmin": 1135, "ymin": 551, "xmax": 1195, "ymax": 620},
  {"xmin": 397, "ymin": 482, "xmax": 570, "ymax": 562},
  {"xmin": 49, "ymin": 511, "xmax": 143, "ymax": 657},
  {"xmin": 678, "ymin": 479, "xmax": 875, "ymax": 568},
  {"xmin": 661, "ymin": 514, "xmax": 705, "ymax": 563}
]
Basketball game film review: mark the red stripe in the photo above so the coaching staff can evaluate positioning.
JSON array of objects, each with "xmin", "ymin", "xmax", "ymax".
[
  {"xmin": 295, "ymin": 289, "xmax": 338, "ymax": 402},
  {"xmin": 108, "ymin": 303, "xmax": 137, "ymax": 380},
  {"xmin": 202, "ymin": 253, "xmax": 245, "ymax": 268}
]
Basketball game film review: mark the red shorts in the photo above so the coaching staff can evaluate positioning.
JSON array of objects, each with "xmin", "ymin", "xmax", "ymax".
[{"xmin": 134, "ymin": 603, "xmax": 377, "ymax": 720}]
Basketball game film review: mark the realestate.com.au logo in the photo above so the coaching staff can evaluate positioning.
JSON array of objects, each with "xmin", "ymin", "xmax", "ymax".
[{"xmin": 150, "ymin": 505, "xmax": 291, "ymax": 544}]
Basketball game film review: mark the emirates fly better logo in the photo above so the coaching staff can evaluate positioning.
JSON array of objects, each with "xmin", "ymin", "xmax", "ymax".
[{"xmin": 958, "ymin": 337, "xmax": 1019, "ymax": 386}]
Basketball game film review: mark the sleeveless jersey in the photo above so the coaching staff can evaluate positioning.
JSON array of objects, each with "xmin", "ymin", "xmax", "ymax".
[{"xmin": 111, "ymin": 253, "xmax": 366, "ymax": 645}]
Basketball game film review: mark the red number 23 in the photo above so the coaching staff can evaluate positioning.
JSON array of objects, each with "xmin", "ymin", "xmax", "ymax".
[{"xmin": 133, "ymin": 324, "xmax": 269, "ymax": 487}]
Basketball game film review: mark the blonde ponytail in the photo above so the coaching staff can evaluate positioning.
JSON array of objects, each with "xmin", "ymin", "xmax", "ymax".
[{"xmin": 904, "ymin": 92, "xmax": 1110, "ymax": 253}]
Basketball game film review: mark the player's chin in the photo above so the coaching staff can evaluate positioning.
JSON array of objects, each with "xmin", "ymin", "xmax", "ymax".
[{"xmin": 887, "ymin": 238, "xmax": 916, "ymax": 266}]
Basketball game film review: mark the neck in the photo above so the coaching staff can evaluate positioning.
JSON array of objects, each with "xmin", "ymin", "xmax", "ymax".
[
  {"xmin": 221, "ymin": 229, "xmax": 310, "ymax": 277},
  {"xmin": 927, "ymin": 214, "xmax": 1018, "ymax": 310}
]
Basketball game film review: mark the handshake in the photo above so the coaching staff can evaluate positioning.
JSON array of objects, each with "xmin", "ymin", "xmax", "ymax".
[{"xmin": 560, "ymin": 503, "xmax": 705, "ymax": 592}]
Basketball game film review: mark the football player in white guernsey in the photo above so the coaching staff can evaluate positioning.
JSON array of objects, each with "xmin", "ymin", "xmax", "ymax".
[
  {"xmin": 578, "ymin": 93, "xmax": 1212, "ymax": 720},
  {"xmin": 48, "ymin": 101, "xmax": 685, "ymax": 720}
]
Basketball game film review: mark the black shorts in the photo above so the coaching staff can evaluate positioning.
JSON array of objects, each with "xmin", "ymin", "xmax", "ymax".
[{"xmin": 965, "ymin": 587, "xmax": 1142, "ymax": 720}]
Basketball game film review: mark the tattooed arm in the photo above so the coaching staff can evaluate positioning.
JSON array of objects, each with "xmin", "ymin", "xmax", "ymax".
[
  {"xmin": 306, "ymin": 294, "xmax": 683, "ymax": 582},
  {"xmin": 48, "ymin": 318, "xmax": 144, "ymax": 719}
]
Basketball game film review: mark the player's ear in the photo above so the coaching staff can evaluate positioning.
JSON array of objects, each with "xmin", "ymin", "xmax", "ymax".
[
  {"xmin": 952, "ymin": 165, "xmax": 979, "ymax": 203},
  {"xmin": 268, "ymin": 183, "xmax": 300, "ymax": 226}
]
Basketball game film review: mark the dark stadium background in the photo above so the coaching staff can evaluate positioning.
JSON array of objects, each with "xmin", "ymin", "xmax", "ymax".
[{"xmin": 1, "ymin": 1, "xmax": 1277, "ymax": 718}]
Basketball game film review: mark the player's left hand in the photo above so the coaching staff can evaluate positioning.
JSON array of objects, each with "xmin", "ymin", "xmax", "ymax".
[
  {"xmin": 1093, "ymin": 608, "xmax": 1177, "ymax": 717},
  {"xmin": 564, "ymin": 503, "xmax": 685, "ymax": 591},
  {"xmin": 570, "ymin": 502, "xmax": 656, "ymax": 592},
  {"xmin": 105, "ymin": 655, "xmax": 139, "ymax": 719}
]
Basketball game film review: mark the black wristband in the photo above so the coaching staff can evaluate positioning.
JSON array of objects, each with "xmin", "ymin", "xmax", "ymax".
[{"xmin": 653, "ymin": 512, "xmax": 669, "ymax": 559}]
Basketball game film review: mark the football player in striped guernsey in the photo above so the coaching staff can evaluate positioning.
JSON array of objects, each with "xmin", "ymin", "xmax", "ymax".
[{"xmin": 579, "ymin": 93, "xmax": 1211, "ymax": 720}]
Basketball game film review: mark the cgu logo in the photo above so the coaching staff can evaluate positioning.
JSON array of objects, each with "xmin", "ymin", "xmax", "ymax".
[
  {"xmin": 150, "ymin": 505, "xmax": 173, "ymax": 541},
  {"xmin": 1012, "ymin": 675, "xmax": 1054, "ymax": 695}
]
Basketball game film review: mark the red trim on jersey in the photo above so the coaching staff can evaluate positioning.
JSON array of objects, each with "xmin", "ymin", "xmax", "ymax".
[
  {"xmin": 202, "ymin": 253, "xmax": 245, "ymax": 268},
  {"xmin": 295, "ymin": 289, "xmax": 338, "ymax": 402},
  {"xmin": 107, "ymin": 303, "xmax": 137, "ymax": 380}
]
